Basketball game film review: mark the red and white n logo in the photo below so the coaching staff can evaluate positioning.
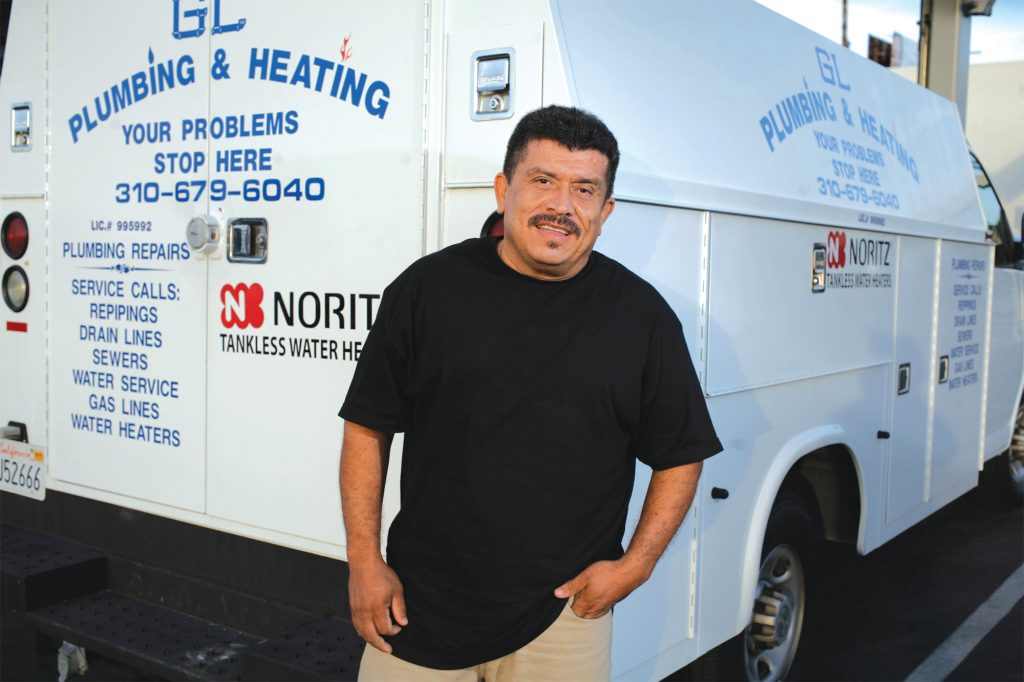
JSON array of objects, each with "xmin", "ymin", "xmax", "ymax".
[{"xmin": 220, "ymin": 283, "xmax": 264, "ymax": 329}]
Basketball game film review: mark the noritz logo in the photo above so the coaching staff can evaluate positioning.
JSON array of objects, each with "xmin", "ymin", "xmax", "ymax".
[
  {"xmin": 823, "ymin": 230, "xmax": 894, "ymax": 291},
  {"xmin": 826, "ymin": 230, "xmax": 892, "ymax": 270},
  {"xmin": 217, "ymin": 284, "xmax": 382, "ymax": 361}
]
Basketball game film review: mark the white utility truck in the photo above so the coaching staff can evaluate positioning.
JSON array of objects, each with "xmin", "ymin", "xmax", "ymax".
[{"xmin": 1, "ymin": 2, "xmax": 1022, "ymax": 681}]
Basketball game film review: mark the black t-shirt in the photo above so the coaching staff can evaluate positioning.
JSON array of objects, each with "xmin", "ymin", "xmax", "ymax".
[{"xmin": 340, "ymin": 237, "xmax": 722, "ymax": 669}]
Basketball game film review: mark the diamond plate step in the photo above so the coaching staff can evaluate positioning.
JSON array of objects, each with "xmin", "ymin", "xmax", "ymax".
[
  {"xmin": 27, "ymin": 590, "xmax": 259, "ymax": 681},
  {"xmin": 241, "ymin": 617, "xmax": 364, "ymax": 681},
  {"xmin": 1, "ymin": 524, "xmax": 107, "ymax": 611}
]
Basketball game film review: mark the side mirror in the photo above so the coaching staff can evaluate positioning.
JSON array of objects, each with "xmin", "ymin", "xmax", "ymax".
[{"xmin": 1017, "ymin": 214, "xmax": 1024, "ymax": 268}]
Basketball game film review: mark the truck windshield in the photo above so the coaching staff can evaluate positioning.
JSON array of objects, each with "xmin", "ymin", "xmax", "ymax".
[{"xmin": 970, "ymin": 151, "xmax": 1015, "ymax": 267}]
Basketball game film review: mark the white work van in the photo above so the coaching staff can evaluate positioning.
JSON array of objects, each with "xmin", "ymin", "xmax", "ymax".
[{"xmin": 1, "ymin": 2, "xmax": 1022, "ymax": 681}]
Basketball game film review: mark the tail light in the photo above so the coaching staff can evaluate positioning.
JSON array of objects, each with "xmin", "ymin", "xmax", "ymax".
[
  {"xmin": 2, "ymin": 213, "xmax": 29, "ymax": 260},
  {"xmin": 3, "ymin": 212, "xmax": 30, "ymax": 313},
  {"xmin": 3, "ymin": 266, "xmax": 29, "ymax": 312}
]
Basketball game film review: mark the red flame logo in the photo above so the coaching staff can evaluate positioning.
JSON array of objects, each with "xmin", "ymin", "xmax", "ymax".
[
  {"xmin": 340, "ymin": 34, "xmax": 353, "ymax": 63},
  {"xmin": 827, "ymin": 230, "xmax": 846, "ymax": 269}
]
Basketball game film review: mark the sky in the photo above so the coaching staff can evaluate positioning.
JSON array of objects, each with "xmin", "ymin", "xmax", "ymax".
[{"xmin": 754, "ymin": 0, "xmax": 1024, "ymax": 64}]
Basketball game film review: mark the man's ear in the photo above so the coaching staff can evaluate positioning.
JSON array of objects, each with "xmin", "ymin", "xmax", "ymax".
[
  {"xmin": 597, "ymin": 197, "xmax": 616, "ymax": 235},
  {"xmin": 494, "ymin": 173, "xmax": 508, "ymax": 213}
]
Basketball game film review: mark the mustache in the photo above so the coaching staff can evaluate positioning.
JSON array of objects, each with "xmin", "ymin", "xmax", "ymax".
[{"xmin": 528, "ymin": 213, "xmax": 580, "ymax": 236}]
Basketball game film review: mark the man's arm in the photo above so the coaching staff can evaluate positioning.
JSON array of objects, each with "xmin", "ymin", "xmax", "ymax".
[
  {"xmin": 554, "ymin": 460, "xmax": 703, "ymax": 618},
  {"xmin": 340, "ymin": 420, "xmax": 407, "ymax": 653}
]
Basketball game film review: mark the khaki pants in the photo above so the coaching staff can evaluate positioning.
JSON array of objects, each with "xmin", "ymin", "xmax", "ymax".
[{"xmin": 358, "ymin": 600, "xmax": 612, "ymax": 682}]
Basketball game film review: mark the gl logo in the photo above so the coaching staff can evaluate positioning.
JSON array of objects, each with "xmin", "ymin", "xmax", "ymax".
[
  {"xmin": 221, "ymin": 283, "xmax": 264, "ymax": 329},
  {"xmin": 816, "ymin": 47, "xmax": 851, "ymax": 91},
  {"xmin": 173, "ymin": 0, "xmax": 246, "ymax": 40}
]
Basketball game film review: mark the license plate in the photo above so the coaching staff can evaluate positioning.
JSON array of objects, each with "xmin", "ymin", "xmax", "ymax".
[{"xmin": 0, "ymin": 440, "xmax": 46, "ymax": 500}]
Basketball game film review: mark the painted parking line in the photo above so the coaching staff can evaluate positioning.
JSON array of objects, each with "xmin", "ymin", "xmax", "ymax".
[{"xmin": 906, "ymin": 563, "xmax": 1024, "ymax": 682}]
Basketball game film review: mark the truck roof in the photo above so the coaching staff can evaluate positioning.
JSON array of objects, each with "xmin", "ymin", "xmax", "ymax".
[{"xmin": 552, "ymin": 0, "xmax": 986, "ymax": 242}]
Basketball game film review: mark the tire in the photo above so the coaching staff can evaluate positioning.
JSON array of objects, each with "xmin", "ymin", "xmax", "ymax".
[
  {"xmin": 981, "ymin": 401, "xmax": 1024, "ymax": 507},
  {"xmin": 741, "ymin": 485, "xmax": 820, "ymax": 682}
]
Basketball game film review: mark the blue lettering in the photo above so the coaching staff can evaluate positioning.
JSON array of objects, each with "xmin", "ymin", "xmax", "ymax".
[
  {"xmin": 270, "ymin": 49, "xmax": 291, "ymax": 83},
  {"xmin": 759, "ymin": 116, "xmax": 775, "ymax": 151},
  {"xmin": 172, "ymin": 0, "xmax": 207, "ymax": 40},
  {"xmin": 249, "ymin": 48, "xmax": 270, "ymax": 80},
  {"xmin": 366, "ymin": 81, "xmax": 390, "ymax": 119},
  {"xmin": 211, "ymin": 0, "xmax": 246, "ymax": 35},
  {"xmin": 290, "ymin": 54, "xmax": 312, "ymax": 88}
]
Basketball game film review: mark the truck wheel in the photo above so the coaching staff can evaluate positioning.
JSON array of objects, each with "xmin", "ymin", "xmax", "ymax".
[
  {"xmin": 743, "ymin": 487, "xmax": 820, "ymax": 682},
  {"xmin": 982, "ymin": 402, "xmax": 1024, "ymax": 506}
]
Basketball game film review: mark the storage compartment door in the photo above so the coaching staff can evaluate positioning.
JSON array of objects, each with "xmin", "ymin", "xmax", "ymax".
[
  {"xmin": 884, "ymin": 236, "xmax": 938, "ymax": 533},
  {"xmin": 930, "ymin": 242, "xmax": 991, "ymax": 501},
  {"xmin": 203, "ymin": 1, "xmax": 426, "ymax": 548},
  {"xmin": 48, "ymin": 1, "xmax": 210, "ymax": 511}
]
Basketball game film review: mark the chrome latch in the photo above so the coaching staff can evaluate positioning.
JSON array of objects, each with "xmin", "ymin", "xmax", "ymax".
[
  {"xmin": 471, "ymin": 49, "xmax": 515, "ymax": 121},
  {"xmin": 228, "ymin": 218, "xmax": 268, "ymax": 263},
  {"xmin": 11, "ymin": 103, "xmax": 31, "ymax": 151},
  {"xmin": 811, "ymin": 243, "xmax": 826, "ymax": 293}
]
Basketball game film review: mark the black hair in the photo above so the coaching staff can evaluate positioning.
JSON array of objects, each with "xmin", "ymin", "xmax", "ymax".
[{"xmin": 502, "ymin": 105, "xmax": 620, "ymax": 198}]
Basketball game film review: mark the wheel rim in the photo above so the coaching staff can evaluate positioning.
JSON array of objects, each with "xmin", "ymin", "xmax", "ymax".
[
  {"xmin": 744, "ymin": 544, "xmax": 806, "ymax": 682},
  {"xmin": 1010, "ymin": 404, "xmax": 1024, "ymax": 485}
]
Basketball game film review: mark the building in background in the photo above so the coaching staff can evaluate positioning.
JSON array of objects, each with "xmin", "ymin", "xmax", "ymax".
[{"xmin": 893, "ymin": 31, "xmax": 919, "ymax": 66}]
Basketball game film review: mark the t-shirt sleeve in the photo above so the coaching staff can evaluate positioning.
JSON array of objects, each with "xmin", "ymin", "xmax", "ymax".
[
  {"xmin": 338, "ymin": 274, "xmax": 414, "ymax": 433},
  {"xmin": 632, "ymin": 301, "xmax": 723, "ymax": 470}
]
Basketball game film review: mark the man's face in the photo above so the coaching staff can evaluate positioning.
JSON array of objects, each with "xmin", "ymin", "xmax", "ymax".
[{"xmin": 494, "ymin": 139, "xmax": 615, "ymax": 281}]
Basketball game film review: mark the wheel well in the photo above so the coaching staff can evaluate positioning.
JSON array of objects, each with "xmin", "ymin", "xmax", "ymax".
[{"xmin": 787, "ymin": 445, "xmax": 861, "ymax": 545}]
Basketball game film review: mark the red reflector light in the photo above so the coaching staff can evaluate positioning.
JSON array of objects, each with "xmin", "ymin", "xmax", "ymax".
[
  {"xmin": 2, "ymin": 213, "xmax": 29, "ymax": 260},
  {"xmin": 6, "ymin": 321, "xmax": 28, "ymax": 332}
]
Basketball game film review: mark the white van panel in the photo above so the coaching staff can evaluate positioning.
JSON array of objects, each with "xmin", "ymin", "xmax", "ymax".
[
  {"xmin": 443, "ymin": 189, "xmax": 498, "ymax": 247},
  {"xmin": 613, "ymin": 463, "xmax": 699, "ymax": 680},
  {"xmin": 706, "ymin": 215, "xmax": 895, "ymax": 396},
  {"xmin": 601, "ymin": 203, "xmax": 706, "ymax": 678},
  {"xmin": 985, "ymin": 269, "xmax": 1024, "ymax": 457},
  {"xmin": 445, "ymin": 22, "xmax": 544, "ymax": 186},
  {"xmin": 697, "ymin": 366, "xmax": 887, "ymax": 654},
  {"xmin": 885, "ymin": 236, "xmax": 938, "ymax": 530},
  {"xmin": 598, "ymin": 203, "xmax": 706, "ymax": 383},
  {"xmin": 930, "ymin": 242, "xmax": 990, "ymax": 499}
]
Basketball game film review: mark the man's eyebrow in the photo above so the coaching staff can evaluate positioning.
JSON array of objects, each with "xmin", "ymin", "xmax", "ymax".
[{"xmin": 525, "ymin": 166, "xmax": 601, "ymax": 187}]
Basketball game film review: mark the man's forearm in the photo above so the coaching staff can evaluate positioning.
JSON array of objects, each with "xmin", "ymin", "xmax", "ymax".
[
  {"xmin": 339, "ymin": 421, "xmax": 408, "ymax": 651},
  {"xmin": 621, "ymin": 461, "xmax": 703, "ymax": 579},
  {"xmin": 339, "ymin": 421, "xmax": 393, "ymax": 566}
]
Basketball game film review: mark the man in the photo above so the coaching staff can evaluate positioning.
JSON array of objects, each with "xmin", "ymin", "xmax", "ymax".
[{"xmin": 339, "ymin": 106, "xmax": 722, "ymax": 681}]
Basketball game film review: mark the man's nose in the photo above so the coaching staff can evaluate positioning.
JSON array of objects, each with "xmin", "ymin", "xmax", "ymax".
[{"xmin": 547, "ymin": 183, "xmax": 574, "ymax": 215}]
